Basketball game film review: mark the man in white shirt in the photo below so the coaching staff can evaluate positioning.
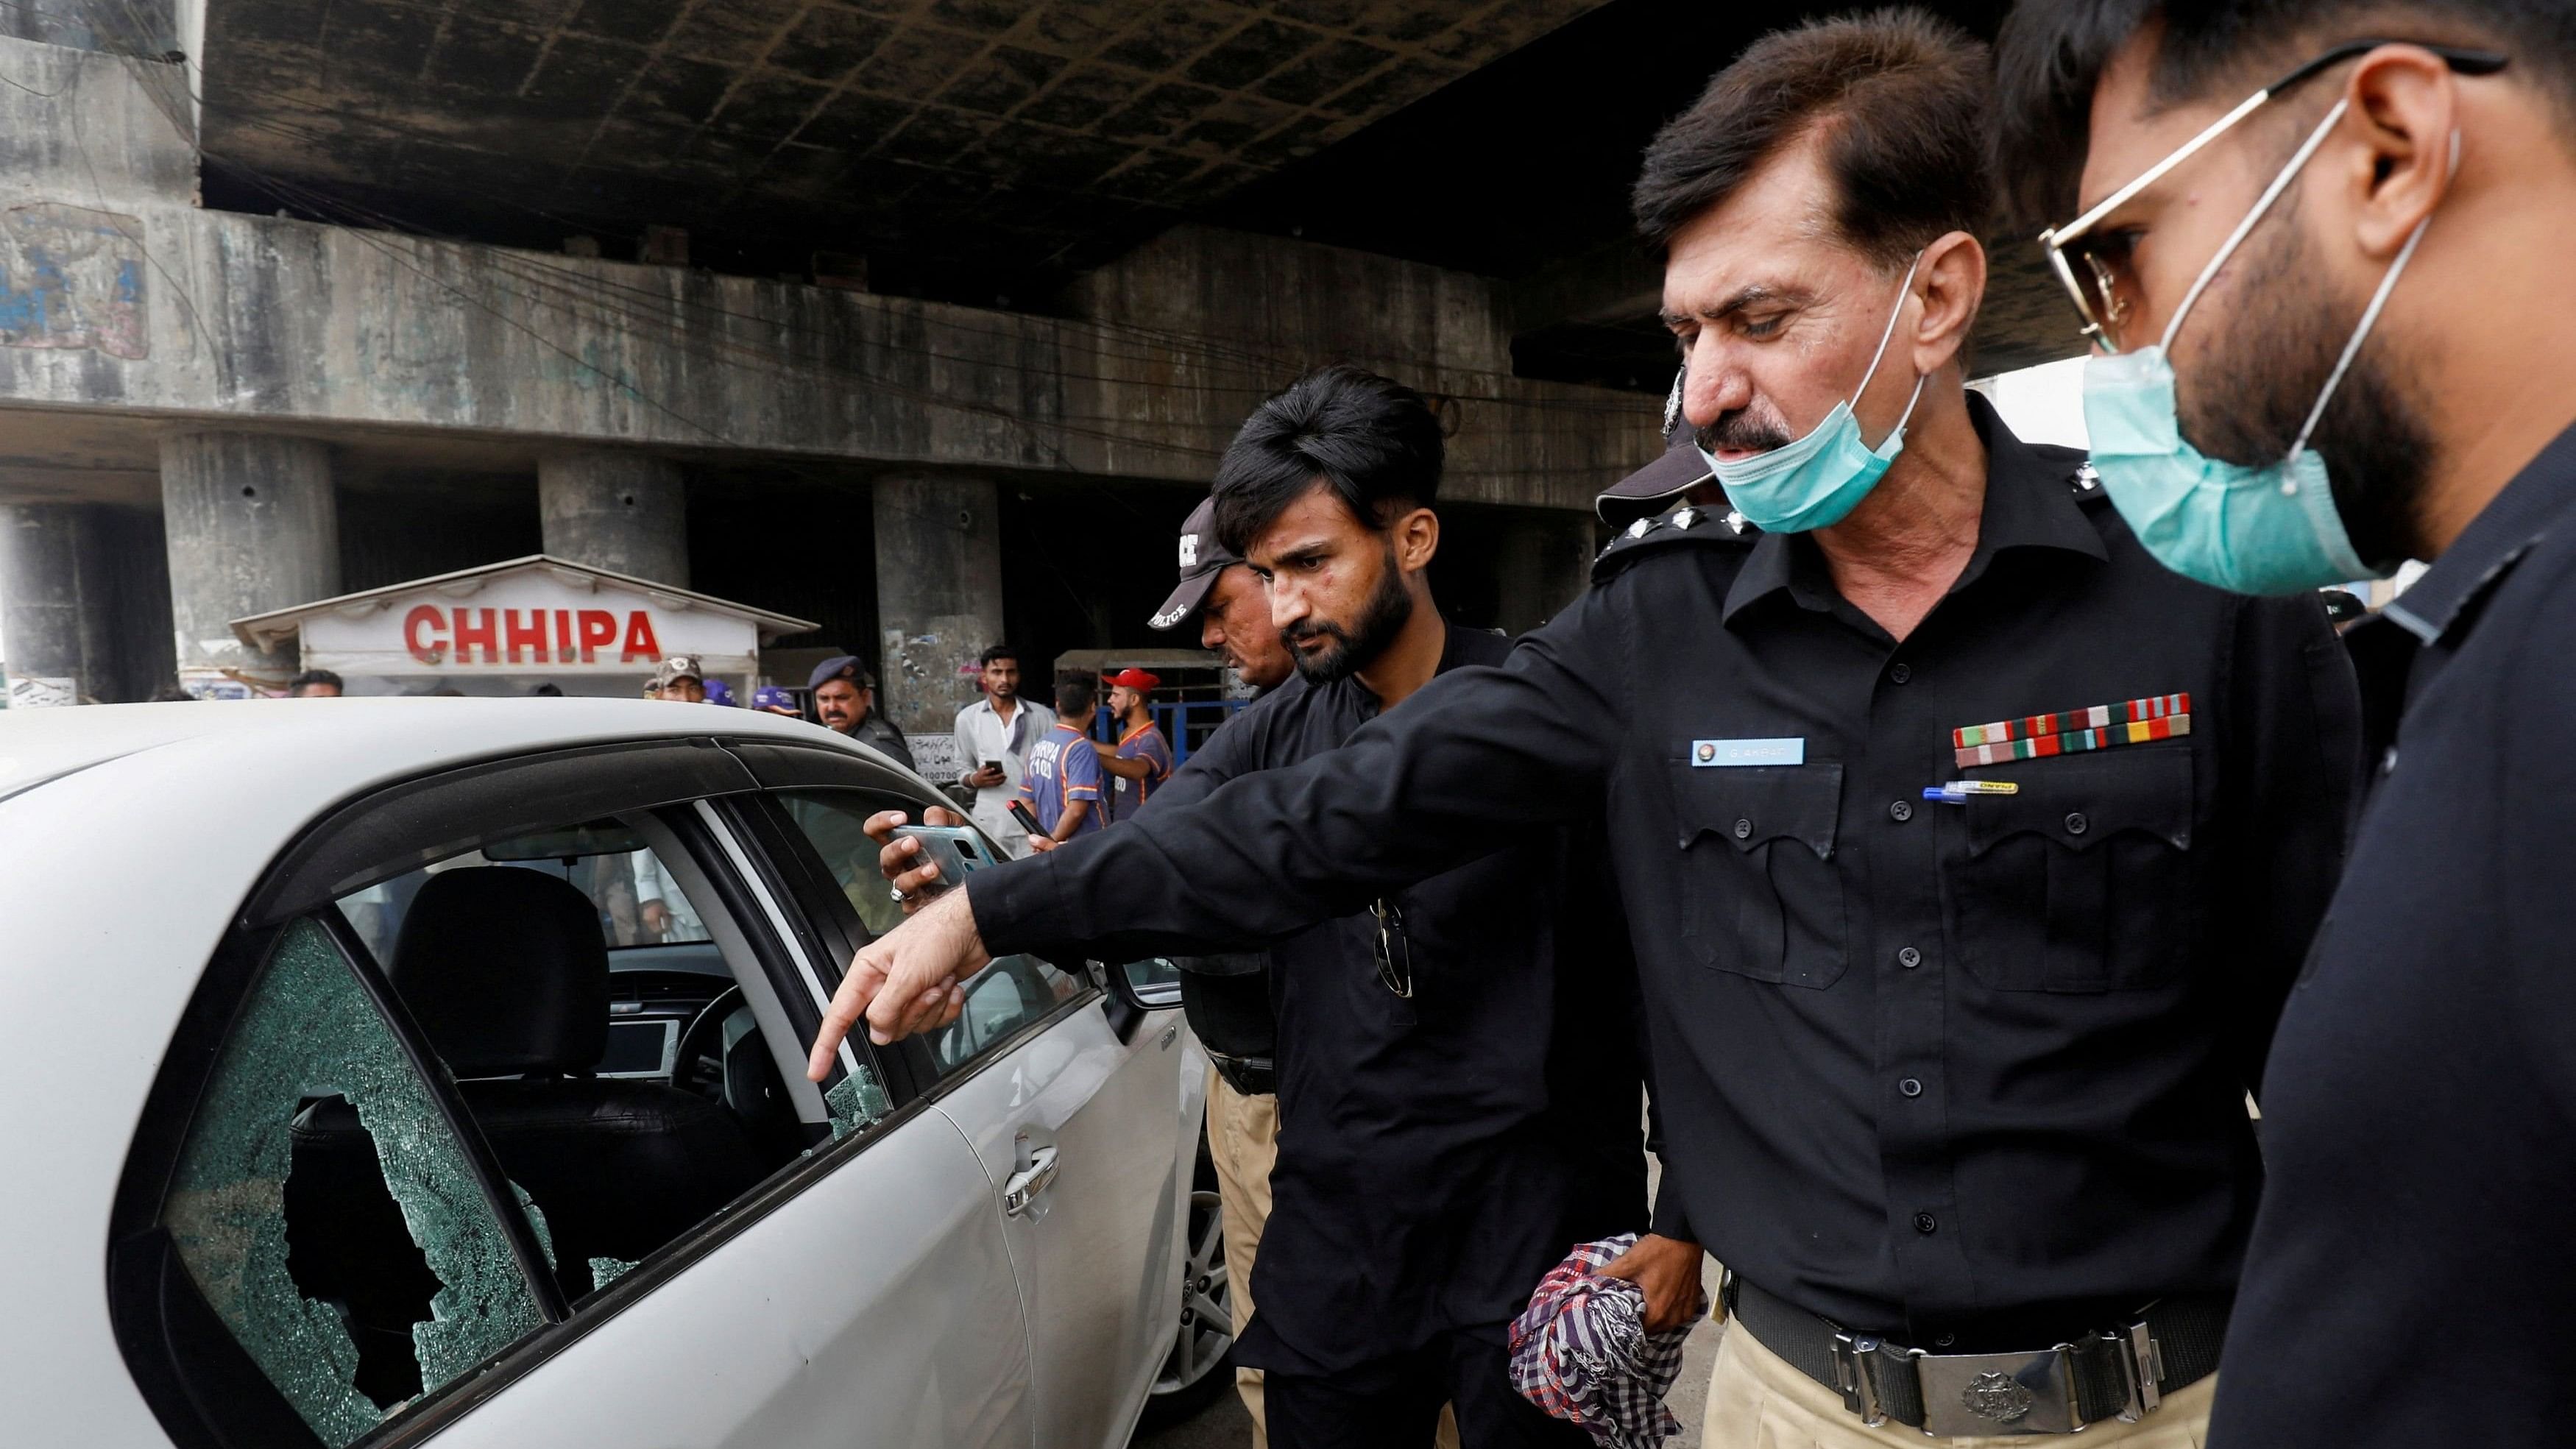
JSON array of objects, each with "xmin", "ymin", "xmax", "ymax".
[
  {"xmin": 951, "ymin": 642, "xmax": 1055, "ymax": 856},
  {"xmin": 628, "ymin": 849, "xmax": 706, "ymax": 943}
]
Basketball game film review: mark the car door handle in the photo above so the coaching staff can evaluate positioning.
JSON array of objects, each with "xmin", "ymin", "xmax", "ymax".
[{"xmin": 1002, "ymin": 1146, "xmax": 1060, "ymax": 1217}]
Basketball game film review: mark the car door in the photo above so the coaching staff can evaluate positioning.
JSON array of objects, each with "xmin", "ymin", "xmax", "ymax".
[
  {"xmin": 110, "ymin": 741, "xmax": 1036, "ymax": 1449},
  {"xmin": 432, "ymin": 1100, "xmax": 1034, "ymax": 1449},
  {"xmin": 929, "ymin": 980, "xmax": 1196, "ymax": 1449},
  {"xmin": 749, "ymin": 768, "xmax": 1198, "ymax": 1449}
]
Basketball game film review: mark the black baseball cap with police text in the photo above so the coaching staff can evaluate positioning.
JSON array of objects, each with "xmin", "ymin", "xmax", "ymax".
[
  {"xmin": 1149, "ymin": 495, "xmax": 1244, "ymax": 630},
  {"xmin": 1595, "ymin": 369, "xmax": 1716, "ymax": 526}
]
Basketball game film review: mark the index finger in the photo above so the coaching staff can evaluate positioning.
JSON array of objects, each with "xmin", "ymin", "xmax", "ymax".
[
  {"xmin": 807, "ymin": 960, "xmax": 878, "ymax": 1080},
  {"xmin": 925, "ymin": 804, "xmax": 965, "ymax": 827},
  {"xmin": 861, "ymin": 808, "xmax": 912, "ymax": 846}
]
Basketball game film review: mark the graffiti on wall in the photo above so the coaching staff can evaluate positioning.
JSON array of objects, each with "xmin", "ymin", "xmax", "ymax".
[{"xmin": 0, "ymin": 202, "xmax": 148, "ymax": 361}]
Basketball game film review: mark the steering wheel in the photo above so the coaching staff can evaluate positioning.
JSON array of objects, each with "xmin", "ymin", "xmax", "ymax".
[{"xmin": 673, "ymin": 985, "xmax": 746, "ymax": 1103}]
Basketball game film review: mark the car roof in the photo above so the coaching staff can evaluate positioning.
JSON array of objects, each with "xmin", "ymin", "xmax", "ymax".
[{"xmin": 0, "ymin": 696, "xmax": 861, "ymax": 802}]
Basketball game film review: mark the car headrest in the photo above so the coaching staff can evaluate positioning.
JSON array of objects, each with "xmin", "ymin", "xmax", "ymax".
[{"xmin": 389, "ymin": 867, "xmax": 609, "ymax": 1077}]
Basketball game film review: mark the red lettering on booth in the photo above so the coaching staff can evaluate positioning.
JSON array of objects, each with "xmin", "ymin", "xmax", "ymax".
[
  {"xmin": 621, "ymin": 611, "xmax": 662, "ymax": 663},
  {"xmin": 403, "ymin": 605, "xmax": 445, "ymax": 663},
  {"xmin": 576, "ymin": 609, "xmax": 618, "ymax": 662},
  {"xmin": 556, "ymin": 609, "xmax": 574, "ymax": 659},
  {"xmin": 452, "ymin": 608, "xmax": 499, "ymax": 664},
  {"xmin": 503, "ymin": 609, "xmax": 548, "ymax": 664}
]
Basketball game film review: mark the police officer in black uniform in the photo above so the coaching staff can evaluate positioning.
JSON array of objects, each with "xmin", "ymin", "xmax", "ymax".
[{"xmin": 818, "ymin": 13, "xmax": 2360, "ymax": 1445}]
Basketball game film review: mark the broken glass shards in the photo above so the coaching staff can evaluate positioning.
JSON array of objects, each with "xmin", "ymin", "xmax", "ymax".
[
  {"xmin": 163, "ymin": 920, "xmax": 545, "ymax": 1445},
  {"xmin": 824, "ymin": 1067, "xmax": 891, "ymax": 1142},
  {"xmin": 509, "ymin": 1180, "xmax": 559, "ymax": 1271}
]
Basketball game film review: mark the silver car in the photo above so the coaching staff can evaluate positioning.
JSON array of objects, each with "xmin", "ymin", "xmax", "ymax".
[{"xmin": 0, "ymin": 699, "xmax": 1234, "ymax": 1447}]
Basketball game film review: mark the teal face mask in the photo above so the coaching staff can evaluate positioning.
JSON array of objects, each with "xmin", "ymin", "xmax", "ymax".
[
  {"xmin": 2080, "ymin": 99, "xmax": 2438, "ymax": 595},
  {"xmin": 1699, "ymin": 255, "xmax": 1925, "ymax": 534}
]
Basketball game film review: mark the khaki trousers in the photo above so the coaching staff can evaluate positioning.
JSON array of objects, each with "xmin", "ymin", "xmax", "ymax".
[
  {"xmin": 1206, "ymin": 1069, "xmax": 1459, "ymax": 1449},
  {"xmin": 1209, "ymin": 1071, "xmax": 1282, "ymax": 1448},
  {"xmin": 1699, "ymin": 1325, "xmax": 2214, "ymax": 1449}
]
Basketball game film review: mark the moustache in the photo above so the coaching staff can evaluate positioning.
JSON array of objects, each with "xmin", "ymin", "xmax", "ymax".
[
  {"xmin": 1283, "ymin": 620, "xmax": 1348, "ymax": 648},
  {"xmin": 1694, "ymin": 411, "xmax": 1793, "ymax": 455}
]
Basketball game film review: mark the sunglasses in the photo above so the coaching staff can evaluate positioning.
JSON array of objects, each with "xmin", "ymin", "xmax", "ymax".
[
  {"xmin": 2038, "ymin": 39, "xmax": 2507, "ymax": 353},
  {"xmin": 1370, "ymin": 898, "xmax": 1413, "ymax": 999}
]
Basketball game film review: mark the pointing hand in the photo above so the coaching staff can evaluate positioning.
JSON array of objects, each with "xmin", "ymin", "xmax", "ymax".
[{"xmin": 808, "ymin": 886, "xmax": 992, "ymax": 1076}]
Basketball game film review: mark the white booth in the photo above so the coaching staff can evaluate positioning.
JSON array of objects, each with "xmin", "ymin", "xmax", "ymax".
[{"xmin": 230, "ymin": 555, "xmax": 818, "ymax": 698}]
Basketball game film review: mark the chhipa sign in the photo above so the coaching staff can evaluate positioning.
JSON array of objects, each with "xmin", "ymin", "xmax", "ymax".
[
  {"xmin": 395, "ymin": 600, "xmax": 668, "ymax": 667},
  {"xmin": 232, "ymin": 556, "xmax": 815, "ymax": 681}
]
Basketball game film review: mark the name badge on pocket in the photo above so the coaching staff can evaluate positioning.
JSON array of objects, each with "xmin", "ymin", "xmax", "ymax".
[{"xmin": 1692, "ymin": 737, "xmax": 1805, "ymax": 767}]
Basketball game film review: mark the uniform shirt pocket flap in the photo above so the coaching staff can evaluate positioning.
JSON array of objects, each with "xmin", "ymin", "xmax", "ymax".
[
  {"xmin": 1961, "ymin": 748, "xmax": 2193, "ymax": 857},
  {"xmin": 1674, "ymin": 763, "xmax": 1843, "ymax": 859}
]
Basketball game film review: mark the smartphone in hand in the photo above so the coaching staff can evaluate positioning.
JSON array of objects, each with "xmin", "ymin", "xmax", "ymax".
[{"xmin": 891, "ymin": 824, "xmax": 998, "ymax": 890}]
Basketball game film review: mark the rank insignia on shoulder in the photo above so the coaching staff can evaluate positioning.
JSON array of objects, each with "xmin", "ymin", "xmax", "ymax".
[
  {"xmin": 1950, "ymin": 692, "xmax": 2190, "ymax": 769},
  {"xmin": 2071, "ymin": 462, "xmax": 2101, "ymax": 493},
  {"xmin": 1593, "ymin": 500, "xmax": 1755, "ymax": 575}
]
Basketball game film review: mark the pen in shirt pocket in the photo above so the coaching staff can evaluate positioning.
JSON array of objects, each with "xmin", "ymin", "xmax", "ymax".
[{"xmin": 1922, "ymin": 780, "xmax": 2020, "ymax": 804}]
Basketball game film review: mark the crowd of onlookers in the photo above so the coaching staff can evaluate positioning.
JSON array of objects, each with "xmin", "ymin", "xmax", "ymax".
[{"xmin": 234, "ymin": 648, "xmax": 1174, "ymax": 866}]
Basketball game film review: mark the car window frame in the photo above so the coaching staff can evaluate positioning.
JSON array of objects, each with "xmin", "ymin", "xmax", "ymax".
[
  {"xmin": 743, "ymin": 773, "xmax": 1104, "ymax": 1102},
  {"xmin": 108, "ymin": 734, "xmax": 959, "ymax": 1449}
]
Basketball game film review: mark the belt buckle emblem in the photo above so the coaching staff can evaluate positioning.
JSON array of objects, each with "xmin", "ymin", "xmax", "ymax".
[
  {"xmin": 1961, "ymin": 1369, "xmax": 2037, "ymax": 1425},
  {"xmin": 1916, "ymin": 1347, "xmax": 2082, "ymax": 1436}
]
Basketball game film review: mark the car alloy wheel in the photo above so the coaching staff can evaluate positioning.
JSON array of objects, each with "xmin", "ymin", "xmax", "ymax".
[{"xmin": 1150, "ymin": 1188, "xmax": 1234, "ymax": 1403}]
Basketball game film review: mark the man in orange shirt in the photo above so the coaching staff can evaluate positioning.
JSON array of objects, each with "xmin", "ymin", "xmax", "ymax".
[{"xmin": 1093, "ymin": 667, "xmax": 1175, "ymax": 826}]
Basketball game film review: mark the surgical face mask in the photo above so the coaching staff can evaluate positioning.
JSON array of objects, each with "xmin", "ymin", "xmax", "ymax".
[
  {"xmin": 1697, "ymin": 255, "xmax": 1925, "ymax": 534},
  {"xmin": 2081, "ymin": 100, "xmax": 2442, "ymax": 594}
]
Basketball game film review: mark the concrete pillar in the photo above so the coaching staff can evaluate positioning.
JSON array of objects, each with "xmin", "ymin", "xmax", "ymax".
[
  {"xmin": 539, "ymin": 451, "xmax": 688, "ymax": 585},
  {"xmin": 872, "ymin": 474, "xmax": 1005, "ymax": 745},
  {"xmin": 161, "ymin": 432, "xmax": 338, "ymax": 691},
  {"xmin": 90, "ymin": 506, "xmax": 176, "ymax": 703},
  {"xmin": 1493, "ymin": 511, "xmax": 1598, "ymax": 636},
  {"xmin": 1, "ymin": 503, "xmax": 92, "ymax": 706}
]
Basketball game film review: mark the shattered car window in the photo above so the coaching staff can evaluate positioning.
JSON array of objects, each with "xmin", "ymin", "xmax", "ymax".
[
  {"xmin": 823, "ymin": 1067, "xmax": 892, "ymax": 1142},
  {"xmin": 160, "ymin": 920, "xmax": 546, "ymax": 1444}
]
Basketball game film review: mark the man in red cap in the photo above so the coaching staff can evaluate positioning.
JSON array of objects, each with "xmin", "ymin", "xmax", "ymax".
[{"xmin": 1093, "ymin": 667, "xmax": 1174, "ymax": 826}]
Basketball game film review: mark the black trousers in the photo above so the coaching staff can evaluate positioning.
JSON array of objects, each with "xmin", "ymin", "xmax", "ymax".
[{"xmin": 1263, "ymin": 1329, "xmax": 1593, "ymax": 1449}]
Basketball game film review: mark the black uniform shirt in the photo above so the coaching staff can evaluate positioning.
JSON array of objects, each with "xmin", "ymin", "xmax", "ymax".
[
  {"xmin": 846, "ymin": 712, "xmax": 913, "ymax": 772},
  {"xmin": 1131, "ymin": 623, "xmax": 1650, "ymax": 1375},
  {"xmin": 974, "ymin": 398, "xmax": 2360, "ymax": 1350},
  {"xmin": 2209, "ymin": 422, "xmax": 2576, "ymax": 1448}
]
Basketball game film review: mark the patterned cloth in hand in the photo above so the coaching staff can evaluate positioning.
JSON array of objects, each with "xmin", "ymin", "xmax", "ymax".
[{"xmin": 1507, "ymin": 1233, "xmax": 1704, "ymax": 1448}]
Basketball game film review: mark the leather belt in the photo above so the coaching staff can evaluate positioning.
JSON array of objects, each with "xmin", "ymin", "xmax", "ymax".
[
  {"xmin": 1722, "ymin": 1273, "xmax": 2227, "ymax": 1437},
  {"xmin": 1207, "ymin": 1050, "xmax": 1274, "ymax": 1098}
]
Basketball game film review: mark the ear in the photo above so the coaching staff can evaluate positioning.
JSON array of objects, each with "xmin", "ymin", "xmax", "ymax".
[
  {"xmin": 2341, "ymin": 45, "xmax": 2460, "ymax": 259},
  {"xmin": 1906, "ymin": 230, "xmax": 1986, "ymax": 377},
  {"xmin": 1390, "ymin": 506, "xmax": 1440, "ymax": 573}
]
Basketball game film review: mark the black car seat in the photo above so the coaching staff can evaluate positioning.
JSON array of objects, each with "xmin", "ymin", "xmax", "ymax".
[{"xmin": 289, "ymin": 868, "xmax": 771, "ymax": 1384}]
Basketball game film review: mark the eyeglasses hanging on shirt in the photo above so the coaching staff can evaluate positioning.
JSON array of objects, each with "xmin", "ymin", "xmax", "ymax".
[{"xmin": 1370, "ymin": 899, "xmax": 1413, "ymax": 999}]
